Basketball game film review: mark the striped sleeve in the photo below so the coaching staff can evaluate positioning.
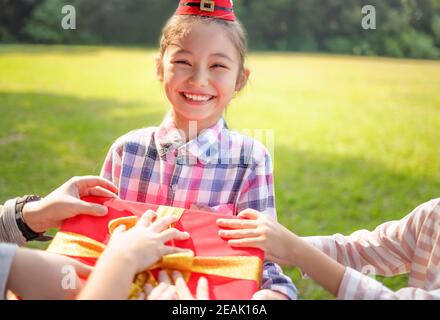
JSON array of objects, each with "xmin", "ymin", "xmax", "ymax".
[
  {"xmin": 305, "ymin": 198, "xmax": 440, "ymax": 299},
  {"xmin": 0, "ymin": 199, "xmax": 26, "ymax": 246},
  {"xmin": 338, "ymin": 267, "xmax": 440, "ymax": 300},
  {"xmin": 304, "ymin": 216, "xmax": 415, "ymax": 277},
  {"xmin": 305, "ymin": 199, "xmax": 440, "ymax": 277}
]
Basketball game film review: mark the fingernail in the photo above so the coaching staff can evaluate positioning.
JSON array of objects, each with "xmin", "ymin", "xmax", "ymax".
[{"xmin": 200, "ymin": 276, "xmax": 208, "ymax": 283}]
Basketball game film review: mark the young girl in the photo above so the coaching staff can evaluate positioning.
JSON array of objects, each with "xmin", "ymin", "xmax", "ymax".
[
  {"xmin": 100, "ymin": 0, "xmax": 296, "ymax": 300},
  {"xmin": 216, "ymin": 198, "xmax": 440, "ymax": 299}
]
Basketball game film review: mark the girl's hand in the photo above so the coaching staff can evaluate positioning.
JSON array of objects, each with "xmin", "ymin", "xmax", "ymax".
[
  {"xmin": 78, "ymin": 211, "xmax": 192, "ymax": 300},
  {"xmin": 7, "ymin": 247, "xmax": 92, "ymax": 299},
  {"xmin": 23, "ymin": 176, "xmax": 119, "ymax": 233},
  {"xmin": 142, "ymin": 282, "xmax": 177, "ymax": 300},
  {"xmin": 103, "ymin": 210, "xmax": 191, "ymax": 274},
  {"xmin": 218, "ymin": 210, "xmax": 347, "ymax": 298},
  {"xmin": 173, "ymin": 271, "xmax": 209, "ymax": 300},
  {"xmin": 216, "ymin": 209, "xmax": 299, "ymax": 266}
]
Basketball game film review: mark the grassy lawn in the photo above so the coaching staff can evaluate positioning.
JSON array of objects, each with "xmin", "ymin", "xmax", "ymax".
[{"xmin": 1, "ymin": 44, "xmax": 440, "ymax": 299}]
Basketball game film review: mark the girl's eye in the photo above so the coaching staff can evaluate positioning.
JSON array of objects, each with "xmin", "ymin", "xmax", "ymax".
[
  {"xmin": 174, "ymin": 60, "xmax": 191, "ymax": 66},
  {"xmin": 212, "ymin": 64, "xmax": 227, "ymax": 69}
]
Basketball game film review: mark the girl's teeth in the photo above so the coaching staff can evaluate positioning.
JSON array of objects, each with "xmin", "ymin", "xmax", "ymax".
[{"xmin": 184, "ymin": 93, "xmax": 212, "ymax": 102}]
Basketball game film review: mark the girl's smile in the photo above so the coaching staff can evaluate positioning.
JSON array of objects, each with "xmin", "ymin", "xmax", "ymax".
[{"xmin": 179, "ymin": 91, "xmax": 216, "ymax": 105}]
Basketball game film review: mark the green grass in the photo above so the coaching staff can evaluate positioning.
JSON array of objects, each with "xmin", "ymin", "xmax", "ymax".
[{"xmin": 1, "ymin": 45, "xmax": 440, "ymax": 299}]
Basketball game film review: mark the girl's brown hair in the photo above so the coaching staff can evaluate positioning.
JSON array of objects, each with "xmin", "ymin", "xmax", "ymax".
[{"xmin": 157, "ymin": 15, "xmax": 248, "ymax": 87}]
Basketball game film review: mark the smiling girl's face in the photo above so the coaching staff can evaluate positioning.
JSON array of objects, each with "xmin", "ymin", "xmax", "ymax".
[{"xmin": 159, "ymin": 21, "xmax": 248, "ymax": 134}]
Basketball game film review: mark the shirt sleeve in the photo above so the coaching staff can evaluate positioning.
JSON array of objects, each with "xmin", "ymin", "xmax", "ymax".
[
  {"xmin": 304, "ymin": 199, "xmax": 440, "ymax": 278},
  {"xmin": 236, "ymin": 152, "xmax": 276, "ymax": 219},
  {"xmin": 100, "ymin": 142, "xmax": 123, "ymax": 187},
  {"xmin": 261, "ymin": 261, "xmax": 297, "ymax": 300},
  {"xmin": 0, "ymin": 199, "xmax": 26, "ymax": 246},
  {"xmin": 0, "ymin": 243, "xmax": 18, "ymax": 300},
  {"xmin": 236, "ymin": 151, "xmax": 297, "ymax": 299},
  {"xmin": 338, "ymin": 267, "xmax": 440, "ymax": 300},
  {"xmin": 304, "ymin": 213, "xmax": 417, "ymax": 277}
]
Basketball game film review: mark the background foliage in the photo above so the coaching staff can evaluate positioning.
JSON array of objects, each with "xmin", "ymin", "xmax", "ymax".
[{"xmin": 1, "ymin": 0, "xmax": 440, "ymax": 59}]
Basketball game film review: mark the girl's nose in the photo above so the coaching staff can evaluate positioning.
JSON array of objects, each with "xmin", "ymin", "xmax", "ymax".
[{"xmin": 189, "ymin": 67, "xmax": 209, "ymax": 87}]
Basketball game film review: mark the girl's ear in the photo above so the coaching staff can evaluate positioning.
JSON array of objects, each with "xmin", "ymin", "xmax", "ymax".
[
  {"xmin": 155, "ymin": 56, "xmax": 164, "ymax": 81},
  {"xmin": 235, "ymin": 68, "xmax": 250, "ymax": 92}
]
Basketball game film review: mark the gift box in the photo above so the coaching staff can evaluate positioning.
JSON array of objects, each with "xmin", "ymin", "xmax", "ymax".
[{"xmin": 47, "ymin": 196, "xmax": 264, "ymax": 300}]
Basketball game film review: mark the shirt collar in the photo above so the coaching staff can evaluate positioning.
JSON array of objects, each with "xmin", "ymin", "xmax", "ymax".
[
  {"xmin": 155, "ymin": 113, "xmax": 184, "ymax": 156},
  {"xmin": 155, "ymin": 112, "xmax": 227, "ymax": 164}
]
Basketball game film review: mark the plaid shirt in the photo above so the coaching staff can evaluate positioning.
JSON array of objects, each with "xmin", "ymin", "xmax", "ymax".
[{"xmin": 101, "ymin": 114, "xmax": 297, "ymax": 299}]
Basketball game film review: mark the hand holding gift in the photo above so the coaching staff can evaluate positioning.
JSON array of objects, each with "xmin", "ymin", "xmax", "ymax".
[
  {"xmin": 23, "ymin": 176, "xmax": 118, "ymax": 233},
  {"xmin": 143, "ymin": 271, "xmax": 209, "ymax": 300},
  {"xmin": 217, "ymin": 209, "xmax": 296, "ymax": 266},
  {"xmin": 78, "ymin": 210, "xmax": 190, "ymax": 300}
]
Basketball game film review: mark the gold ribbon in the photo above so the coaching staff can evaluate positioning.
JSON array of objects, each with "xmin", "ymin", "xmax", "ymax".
[
  {"xmin": 48, "ymin": 231, "xmax": 106, "ymax": 258},
  {"xmin": 47, "ymin": 208, "xmax": 262, "ymax": 299}
]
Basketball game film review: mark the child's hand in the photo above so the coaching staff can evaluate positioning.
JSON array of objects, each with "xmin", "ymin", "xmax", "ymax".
[
  {"xmin": 217, "ymin": 209, "xmax": 299, "ymax": 265},
  {"xmin": 103, "ymin": 210, "xmax": 191, "ymax": 274},
  {"xmin": 7, "ymin": 247, "xmax": 92, "ymax": 299},
  {"xmin": 173, "ymin": 271, "xmax": 209, "ymax": 300},
  {"xmin": 78, "ymin": 211, "xmax": 191, "ymax": 300},
  {"xmin": 142, "ymin": 282, "xmax": 177, "ymax": 300},
  {"xmin": 143, "ymin": 271, "xmax": 209, "ymax": 300},
  {"xmin": 23, "ymin": 176, "xmax": 119, "ymax": 233}
]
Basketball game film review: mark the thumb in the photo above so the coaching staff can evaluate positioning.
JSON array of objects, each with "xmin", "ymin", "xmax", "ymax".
[{"xmin": 71, "ymin": 200, "xmax": 108, "ymax": 217}]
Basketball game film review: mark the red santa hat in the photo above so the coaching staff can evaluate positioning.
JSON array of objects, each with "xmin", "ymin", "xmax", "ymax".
[{"xmin": 175, "ymin": 0, "xmax": 236, "ymax": 21}]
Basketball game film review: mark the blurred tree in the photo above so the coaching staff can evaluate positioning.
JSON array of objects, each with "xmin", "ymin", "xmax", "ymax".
[
  {"xmin": 1, "ymin": 0, "xmax": 439, "ymax": 59},
  {"xmin": 23, "ymin": 0, "xmax": 85, "ymax": 43},
  {"xmin": 0, "ymin": 0, "xmax": 42, "ymax": 41}
]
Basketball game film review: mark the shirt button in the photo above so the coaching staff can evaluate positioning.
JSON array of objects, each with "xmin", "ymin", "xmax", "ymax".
[{"xmin": 170, "ymin": 184, "xmax": 177, "ymax": 192}]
